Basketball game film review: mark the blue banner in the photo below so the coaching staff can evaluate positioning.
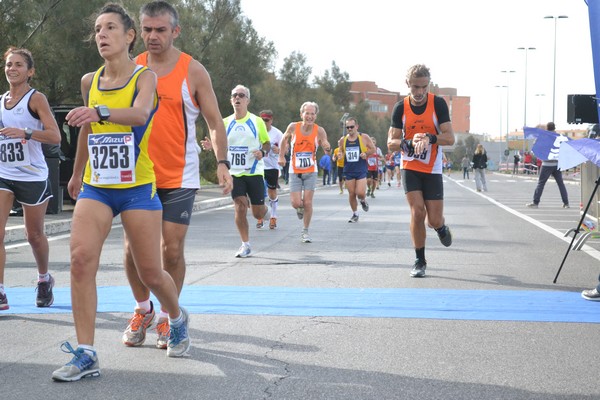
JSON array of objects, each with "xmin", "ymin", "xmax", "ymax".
[{"xmin": 589, "ymin": 0, "xmax": 600, "ymax": 122}]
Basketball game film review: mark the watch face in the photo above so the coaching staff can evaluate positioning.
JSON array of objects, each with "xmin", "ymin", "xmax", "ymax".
[{"xmin": 97, "ymin": 105, "xmax": 110, "ymax": 120}]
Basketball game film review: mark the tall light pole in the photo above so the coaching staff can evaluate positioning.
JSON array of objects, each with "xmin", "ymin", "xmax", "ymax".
[
  {"xmin": 501, "ymin": 70, "xmax": 516, "ymax": 150},
  {"xmin": 518, "ymin": 47, "xmax": 535, "ymax": 158},
  {"xmin": 495, "ymin": 85, "xmax": 507, "ymax": 170},
  {"xmin": 544, "ymin": 15, "xmax": 568, "ymax": 122}
]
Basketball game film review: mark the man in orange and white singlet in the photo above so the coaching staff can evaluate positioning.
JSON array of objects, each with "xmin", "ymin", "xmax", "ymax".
[
  {"xmin": 278, "ymin": 101, "xmax": 330, "ymax": 243},
  {"xmin": 121, "ymin": 1, "xmax": 232, "ymax": 350},
  {"xmin": 387, "ymin": 64, "xmax": 455, "ymax": 278}
]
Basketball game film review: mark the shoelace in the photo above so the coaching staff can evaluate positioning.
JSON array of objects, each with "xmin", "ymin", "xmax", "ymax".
[
  {"xmin": 169, "ymin": 322, "xmax": 188, "ymax": 346},
  {"xmin": 36, "ymin": 280, "xmax": 50, "ymax": 296},
  {"xmin": 60, "ymin": 342, "xmax": 94, "ymax": 369},
  {"xmin": 127, "ymin": 312, "xmax": 146, "ymax": 331},
  {"xmin": 156, "ymin": 320, "xmax": 169, "ymax": 336}
]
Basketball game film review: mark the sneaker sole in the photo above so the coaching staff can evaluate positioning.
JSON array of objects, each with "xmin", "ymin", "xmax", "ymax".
[
  {"xmin": 581, "ymin": 293, "xmax": 600, "ymax": 301},
  {"xmin": 410, "ymin": 271, "xmax": 426, "ymax": 278},
  {"xmin": 52, "ymin": 369, "xmax": 100, "ymax": 382},
  {"xmin": 36, "ymin": 296, "xmax": 54, "ymax": 307},
  {"xmin": 0, "ymin": 304, "xmax": 9, "ymax": 310}
]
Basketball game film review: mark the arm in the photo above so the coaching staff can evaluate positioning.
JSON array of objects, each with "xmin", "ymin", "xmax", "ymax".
[
  {"xmin": 66, "ymin": 69, "xmax": 158, "ymax": 127},
  {"xmin": 278, "ymin": 123, "xmax": 294, "ymax": 167},
  {"xmin": 387, "ymin": 127, "xmax": 403, "ymax": 152},
  {"xmin": 361, "ymin": 134, "xmax": 376, "ymax": 158},
  {"xmin": 317, "ymin": 126, "xmax": 331, "ymax": 151},
  {"xmin": 66, "ymin": 72, "xmax": 94, "ymax": 200},
  {"xmin": 411, "ymin": 121, "xmax": 455, "ymax": 155},
  {"xmin": 15, "ymin": 92, "xmax": 60, "ymax": 145},
  {"xmin": 190, "ymin": 60, "xmax": 231, "ymax": 193},
  {"xmin": 252, "ymin": 118, "xmax": 271, "ymax": 159}
]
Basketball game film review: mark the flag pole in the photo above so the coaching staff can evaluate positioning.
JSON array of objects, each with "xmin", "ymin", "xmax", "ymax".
[{"xmin": 554, "ymin": 177, "xmax": 600, "ymax": 283}]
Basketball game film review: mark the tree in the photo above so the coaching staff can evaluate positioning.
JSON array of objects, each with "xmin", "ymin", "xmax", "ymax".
[
  {"xmin": 279, "ymin": 51, "xmax": 311, "ymax": 93},
  {"xmin": 313, "ymin": 61, "xmax": 351, "ymax": 111}
]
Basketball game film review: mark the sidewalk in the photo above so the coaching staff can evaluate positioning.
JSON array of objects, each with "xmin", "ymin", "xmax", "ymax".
[{"xmin": 4, "ymin": 185, "xmax": 236, "ymax": 244}]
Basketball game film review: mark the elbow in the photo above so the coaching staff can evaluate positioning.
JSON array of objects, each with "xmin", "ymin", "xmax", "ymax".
[
  {"xmin": 130, "ymin": 108, "xmax": 152, "ymax": 126},
  {"xmin": 49, "ymin": 129, "xmax": 62, "ymax": 145}
]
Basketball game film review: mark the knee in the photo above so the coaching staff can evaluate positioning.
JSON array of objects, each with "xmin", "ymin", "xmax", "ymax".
[
  {"xmin": 234, "ymin": 201, "xmax": 248, "ymax": 215},
  {"xmin": 138, "ymin": 268, "xmax": 164, "ymax": 290},
  {"xmin": 412, "ymin": 208, "xmax": 427, "ymax": 222},
  {"xmin": 162, "ymin": 242, "xmax": 184, "ymax": 270},
  {"xmin": 26, "ymin": 229, "xmax": 47, "ymax": 247},
  {"xmin": 251, "ymin": 205, "xmax": 266, "ymax": 219},
  {"xmin": 70, "ymin": 248, "xmax": 96, "ymax": 282}
]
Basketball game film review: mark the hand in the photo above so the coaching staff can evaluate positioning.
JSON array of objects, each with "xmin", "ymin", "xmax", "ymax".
[
  {"xmin": 271, "ymin": 144, "xmax": 280, "ymax": 155},
  {"xmin": 67, "ymin": 175, "xmax": 83, "ymax": 200},
  {"xmin": 200, "ymin": 137, "xmax": 213, "ymax": 151},
  {"xmin": 0, "ymin": 127, "xmax": 27, "ymax": 140},
  {"xmin": 66, "ymin": 106, "xmax": 100, "ymax": 127},
  {"xmin": 253, "ymin": 149, "xmax": 264, "ymax": 159},
  {"xmin": 411, "ymin": 133, "xmax": 429, "ymax": 155},
  {"xmin": 216, "ymin": 166, "xmax": 233, "ymax": 195}
]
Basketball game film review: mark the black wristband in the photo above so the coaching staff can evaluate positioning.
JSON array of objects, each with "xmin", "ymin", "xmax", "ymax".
[
  {"xmin": 218, "ymin": 159, "xmax": 231, "ymax": 170},
  {"xmin": 261, "ymin": 149, "xmax": 266, "ymax": 157},
  {"xmin": 426, "ymin": 133, "xmax": 437, "ymax": 144}
]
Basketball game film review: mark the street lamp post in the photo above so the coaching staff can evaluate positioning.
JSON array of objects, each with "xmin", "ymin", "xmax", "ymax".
[
  {"xmin": 501, "ymin": 70, "xmax": 516, "ymax": 171},
  {"xmin": 518, "ymin": 47, "xmax": 536, "ymax": 168},
  {"xmin": 544, "ymin": 15, "xmax": 568, "ymax": 122},
  {"xmin": 495, "ymin": 85, "xmax": 508, "ymax": 170}
]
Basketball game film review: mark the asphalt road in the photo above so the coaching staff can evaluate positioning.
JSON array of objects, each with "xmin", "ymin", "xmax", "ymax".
[{"xmin": 1, "ymin": 172, "xmax": 599, "ymax": 400}]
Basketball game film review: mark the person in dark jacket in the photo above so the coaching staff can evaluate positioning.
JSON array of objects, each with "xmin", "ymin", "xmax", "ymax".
[{"xmin": 472, "ymin": 144, "xmax": 488, "ymax": 192}]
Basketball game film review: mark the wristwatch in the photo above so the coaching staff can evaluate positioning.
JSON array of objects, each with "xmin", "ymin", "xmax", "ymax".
[
  {"xmin": 94, "ymin": 105, "xmax": 110, "ymax": 122},
  {"xmin": 24, "ymin": 127, "xmax": 33, "ymax": 140},
  {"xmin": 218, "ymin": 159, "xmax": 231, "ymax": 170}
]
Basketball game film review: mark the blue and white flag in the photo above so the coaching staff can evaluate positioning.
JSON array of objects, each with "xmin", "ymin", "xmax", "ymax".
[
  {"xmin": 523, "ymin": 127, "xmax": 569, "ymax": 162},
  {"xmin": 559, "ymin": 138, "xmax": 600, "ymax": 170}
]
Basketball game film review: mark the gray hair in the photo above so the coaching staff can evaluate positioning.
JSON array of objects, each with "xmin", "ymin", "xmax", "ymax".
[
  {"xmin": 231, "ymin": 84, "xmax": 250, "ymax": 99},
  {"xmin": 300, "ymin": 101, "xmax": 319, "ymax": 114},
  {"xmin": 140, "ymin": 1, "xmax": 179, "ymax": 28},
  {"xmin": 406, "ymin": 64, "xmax": 431, "ymax": 82}
]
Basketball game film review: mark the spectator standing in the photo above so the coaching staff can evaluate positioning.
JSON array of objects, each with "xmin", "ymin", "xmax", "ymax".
[
  {"xmin": 525, "ymin": 122, "xmax": 569, "ymax": 209},
  {"xmin": 472, "ymin": 144, "xmax": 488, "ymax": 192},
  {"xmin": 461, "ymin": 155, "xmax": 470, "ymax": 179},
  {"xmin": 318, "ymin": 149, "xmax": 332, "ymax": 186}
]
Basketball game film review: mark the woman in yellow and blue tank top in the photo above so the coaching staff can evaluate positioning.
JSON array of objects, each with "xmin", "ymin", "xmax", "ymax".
[{"xmin": 52, "ymin": 3, "xmax": 189, "ymax": 383}]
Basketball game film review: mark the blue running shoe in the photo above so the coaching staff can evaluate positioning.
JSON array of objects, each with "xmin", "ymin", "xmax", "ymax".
[
  {"xmin": 167, "ymin": 308, "xmax": 191, "ymax": 357},
  {"xmin": 52, "ymin": 342, "xmax": 100, "ymax": 382}
]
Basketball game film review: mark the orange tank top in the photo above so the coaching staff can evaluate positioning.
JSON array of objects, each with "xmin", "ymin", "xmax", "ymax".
[
  {"xmin": 135, "ymin": 52, "xmax": 201, "ymax": 189},
  {"xmin": 290, "ymin": 123, "xmax": 319, "ymax": 173},
  {"xmin": 401, "ymin": 93, "xmax": 442, "ymax": 174}
]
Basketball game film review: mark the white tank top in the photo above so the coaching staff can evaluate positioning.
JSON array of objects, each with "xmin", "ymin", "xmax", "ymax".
[{"xmin": 0, "ymin": 89, "xmax": 48, "ymax": 181}]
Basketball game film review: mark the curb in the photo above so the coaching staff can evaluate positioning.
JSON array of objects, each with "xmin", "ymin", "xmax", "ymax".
[{"xmin": 6, "ymin": 186, "xmax": 291, "ymax": 244}]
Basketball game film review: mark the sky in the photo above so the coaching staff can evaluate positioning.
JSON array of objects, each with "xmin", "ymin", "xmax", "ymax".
[{"xmin": 240, "ymin": 0, "xmax": 597, "ymax": 137}]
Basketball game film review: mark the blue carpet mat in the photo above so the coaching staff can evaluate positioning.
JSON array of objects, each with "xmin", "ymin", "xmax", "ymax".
[{"xmin": 1, "ymin": 286, "xmax": 598, "ymax": 323}]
